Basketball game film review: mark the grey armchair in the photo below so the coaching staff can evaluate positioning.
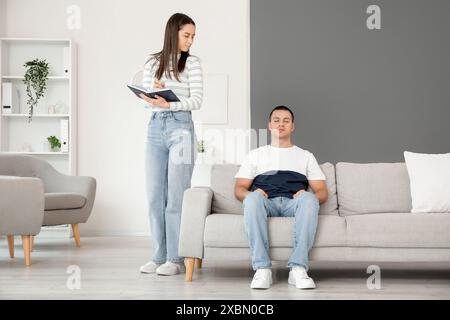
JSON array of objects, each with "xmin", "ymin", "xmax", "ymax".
[
  {"xmin": 0, "ymin": 154, "xmax": 96, "ymax": 253},
  {"xmin": 0, "ymin": 175, "xmax": 44, "ymax": 266}
]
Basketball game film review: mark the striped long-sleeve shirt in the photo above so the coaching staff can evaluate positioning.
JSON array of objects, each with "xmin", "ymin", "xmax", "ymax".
[{"xmin": 142, "ymin": 54, "xmax": 203, "ymax": 112}]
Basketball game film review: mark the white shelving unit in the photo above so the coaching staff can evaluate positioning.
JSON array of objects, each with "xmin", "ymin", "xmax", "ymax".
[
  {"xmin": 0, "ymin": 38, "xmax": 77, "ymax": 175},
  {"xmin": 0, "ymin": 38, "xmax": 77, "ymax": 238}
]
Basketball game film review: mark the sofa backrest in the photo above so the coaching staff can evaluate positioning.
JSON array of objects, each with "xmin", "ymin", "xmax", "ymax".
[
  {"xmin": 336, "ymin": 162, "xmax": 412, "ymax": 216},
  {"xmin": 210, "ymin": 163, "xmax": 338, "ymax": 215}
]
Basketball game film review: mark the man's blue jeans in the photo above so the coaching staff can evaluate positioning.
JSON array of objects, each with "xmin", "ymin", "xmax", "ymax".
[
  {"xmin": 145, "ymin": 111, "xmax": 196, "ymax": 264},
  {"xmin": 243, "ymin": 191, "xmax": 320, "ymax": 271}
]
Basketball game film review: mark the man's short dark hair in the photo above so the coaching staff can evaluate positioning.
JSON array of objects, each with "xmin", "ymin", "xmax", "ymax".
[{"xmin": 269, "ymin": 105, "xmax": 295, "ymax": 122}]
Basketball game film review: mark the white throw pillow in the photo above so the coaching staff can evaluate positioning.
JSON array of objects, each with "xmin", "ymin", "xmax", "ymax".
[{"xmin": 404, "ymin": 151, "xmax": 450, "ymax": 213}]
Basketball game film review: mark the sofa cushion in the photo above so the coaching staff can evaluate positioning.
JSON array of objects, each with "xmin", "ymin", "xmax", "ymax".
[
  {"xmin": 346, "ymin": 213, "xmax": 450, "ymax": 248},
  {"xmin": 336, "ymin": 162, "xmax": 412, "ymax": 216},
  {"xmin": 404, "ymin": 151, "xmax": 450, "ymax": 213},
  {"xmin": 45, "ymin": 192, "xmax": 86, "ymax": 210},
  {"xmin": 211, "ymin": 163, "xmax": 338, "ymax": 215},
  {"xmin": 211, "ymin": 164, "xmax": 244, "ymax": 214},
  {"xmin": 307, "ymin": 163, "xmax": 338, "ymax": 215},
  {"xmin": 204, "ymin": 214, "xmax": 346, "ymax": 248}
]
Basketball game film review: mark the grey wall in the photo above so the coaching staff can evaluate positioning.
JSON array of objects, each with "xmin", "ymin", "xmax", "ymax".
[{"xmin": 251, "ymin": 0, "xmax": 450, "ymax": 163}]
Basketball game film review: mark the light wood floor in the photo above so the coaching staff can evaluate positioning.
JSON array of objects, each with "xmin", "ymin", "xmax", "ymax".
[{"xmin": 1, "ymin": 236, "xmax": 449, "ymax": 300}]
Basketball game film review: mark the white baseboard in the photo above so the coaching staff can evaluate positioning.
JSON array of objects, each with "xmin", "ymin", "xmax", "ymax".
[{"xmin": 78, "ymin": 231, "xmax": 148, "ymax": 237}]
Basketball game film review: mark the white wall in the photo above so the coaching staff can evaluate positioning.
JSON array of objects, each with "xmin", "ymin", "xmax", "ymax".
[
  {"xmin": 3, "ymin": 0, "xmax": 250, "ymax": 236},
  {"xmin": 0, "ymin": 1, "xmax": 5, "ymax": 35}
]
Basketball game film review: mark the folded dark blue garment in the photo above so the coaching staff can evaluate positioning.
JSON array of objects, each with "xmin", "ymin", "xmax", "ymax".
[{"xmin": 250, "ymin": 170, "xmax": 309, "ymax": 199}]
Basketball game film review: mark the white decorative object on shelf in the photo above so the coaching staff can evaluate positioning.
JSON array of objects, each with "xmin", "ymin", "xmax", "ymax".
[
  {"xmin": 55, "ymin": 101, "xmax": 68, "ymax": 114},
  {"xmin": 19, "ymin": 143, "xmax": 33, "ymax": 153},
  {"xmin": 62, "ymin": 47, "xmax": 70, "ymax": 75},
  {"xmin": 1, "ymin": 82, "xmax": 20, "ymax": 114},
  {"xmin": 43, "ymin": 140, "xmax": 51, "ymax": 152},
  {"xmin": 1, "ymin": 83, "xmax": 12, "ymax": 113},
  {"xmin": 60, "ymin": 119, "xmax": 69, "ymax": 153},
  {"xmin": 0, "ymin": 38, "xmax": 77, "ymax": 175}
]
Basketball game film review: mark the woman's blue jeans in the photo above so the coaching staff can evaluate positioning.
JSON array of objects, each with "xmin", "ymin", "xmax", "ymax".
[{"xmin": 145, "ymin": 111, "xmax": 196, "ymax": 263}]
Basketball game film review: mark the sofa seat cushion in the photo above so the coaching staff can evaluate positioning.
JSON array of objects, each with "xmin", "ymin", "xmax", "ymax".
[
  {"xmin": 346, "ymin": 213, "xmax": 450, "ymax": 248},
  {"xmin": 204, "ymin": 214, "xmax": 346, "ymax": 248},
  {"xmin": 45, "ymin": 192, "xmax": 86, "ymax": 210}
]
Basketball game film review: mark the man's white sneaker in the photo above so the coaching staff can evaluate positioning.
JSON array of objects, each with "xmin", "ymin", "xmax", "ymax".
[
  {"xmin": 140, "ymin": 261, "xmax": 163, "ymax": 274},
  {"xmin": 288, "ymin": 266, "xmax": 316, "ymax": 289},
  {"xmin": 156, "ymin": 261, "xmax": 186, "ymax": 276},
  {"xmin": 250, "ymin": 269, "xmax": 272, "ymax": 289}
]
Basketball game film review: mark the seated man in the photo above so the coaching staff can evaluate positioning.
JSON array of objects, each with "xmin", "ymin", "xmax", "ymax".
[{"xmin": 234, "ymin": 105, "xmax": 328, "ymax": 290}]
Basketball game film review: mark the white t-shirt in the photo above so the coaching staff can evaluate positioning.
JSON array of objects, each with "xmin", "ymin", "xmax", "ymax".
[{"xmin": 235, "ymin": 145, "xmax": 326, "ymax": 181}]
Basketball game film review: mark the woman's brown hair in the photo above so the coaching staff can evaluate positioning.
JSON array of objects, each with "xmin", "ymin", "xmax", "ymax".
[{"xmin": 151, "ymin": 13, "xmax": 195, "ymax": 82}]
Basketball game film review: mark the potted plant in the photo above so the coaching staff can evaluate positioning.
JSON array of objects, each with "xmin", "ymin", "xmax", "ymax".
[
  {"xmin": 47, "ymin": 136, "xmax": 61, "ymax": 152},
  {"xmin": 23, "ymin": 59, "xmax": 49, "ymax": 122},
  {"xmin": 197, "ymin": 140, "xmax": 207, "ymax": 164},
  {"xmin": 197, "ymin": 140, "xmax": 206, "ymax": 154}
]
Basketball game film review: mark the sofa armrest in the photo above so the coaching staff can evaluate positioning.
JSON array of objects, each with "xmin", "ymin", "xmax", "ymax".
[
  {"xmin": 178, "ymin": 187, "xmax": 213, "ymax": 259},
  {"xmin": 0, "ymin": 176, "xmax": 44, "ymax": 235}
]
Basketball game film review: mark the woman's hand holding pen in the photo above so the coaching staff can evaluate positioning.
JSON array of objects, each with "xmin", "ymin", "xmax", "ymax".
[
  {"xmin": 153, "ymin": 80, "xmax": 165, "ymax": 89},
  {"xmin": 139, "ymin": 80, "xmax": 170, "ymax": 108}
]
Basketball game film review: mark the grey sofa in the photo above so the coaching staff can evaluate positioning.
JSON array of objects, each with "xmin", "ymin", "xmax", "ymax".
[
  {"xmin": 0, "ymin": 154, "xmax": 96, "ymax": 256},
  {"xmin": 179, "ymin": 163, "xmax": 450, "ymax": 281}
]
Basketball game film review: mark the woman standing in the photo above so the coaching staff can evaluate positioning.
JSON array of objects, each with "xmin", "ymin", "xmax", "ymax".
[{"xmin": 139, "ymin": 13, "xmax": 203, "ymax": 276}]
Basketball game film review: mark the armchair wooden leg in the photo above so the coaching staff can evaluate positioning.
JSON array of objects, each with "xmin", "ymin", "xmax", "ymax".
[
  {"xmin": 185, "ymin": 257, "xmax": 195, "ymax": 282},
  {"xmin": 196, "ymin": 258, "xmax": 202, "ymax": 269},
  {"xmin": 71, "ymin": 224, "xmax": 81, "ymax": 248},
  {"xmin": 7, "ymin": 235, "xmax": 14, "ymax": 258},
  {"xmin": 21, "ymin": 235, "xmax": 31, "ymax": 266}
]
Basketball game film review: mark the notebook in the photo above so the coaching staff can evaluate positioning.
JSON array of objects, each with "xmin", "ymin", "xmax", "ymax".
[{"xmin": 127, "ymin": 84, "xmax": 180, "ymax": 102}]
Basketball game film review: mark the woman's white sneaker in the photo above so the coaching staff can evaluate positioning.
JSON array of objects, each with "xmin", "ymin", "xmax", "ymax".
[
  {"xmin": 156, "ymin": 261, "xmax": 186, "ymax": 276},
  {"xmin": 250, "ymin": 269, "xmax": 273, "ymax": 289},
  {"xmin": 288, "ymin": 266, "xmax": 316, "ymax": 289},
  {"xmin": 140, "ymin": 261, "xmax": 163, "ymax": 274}
]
